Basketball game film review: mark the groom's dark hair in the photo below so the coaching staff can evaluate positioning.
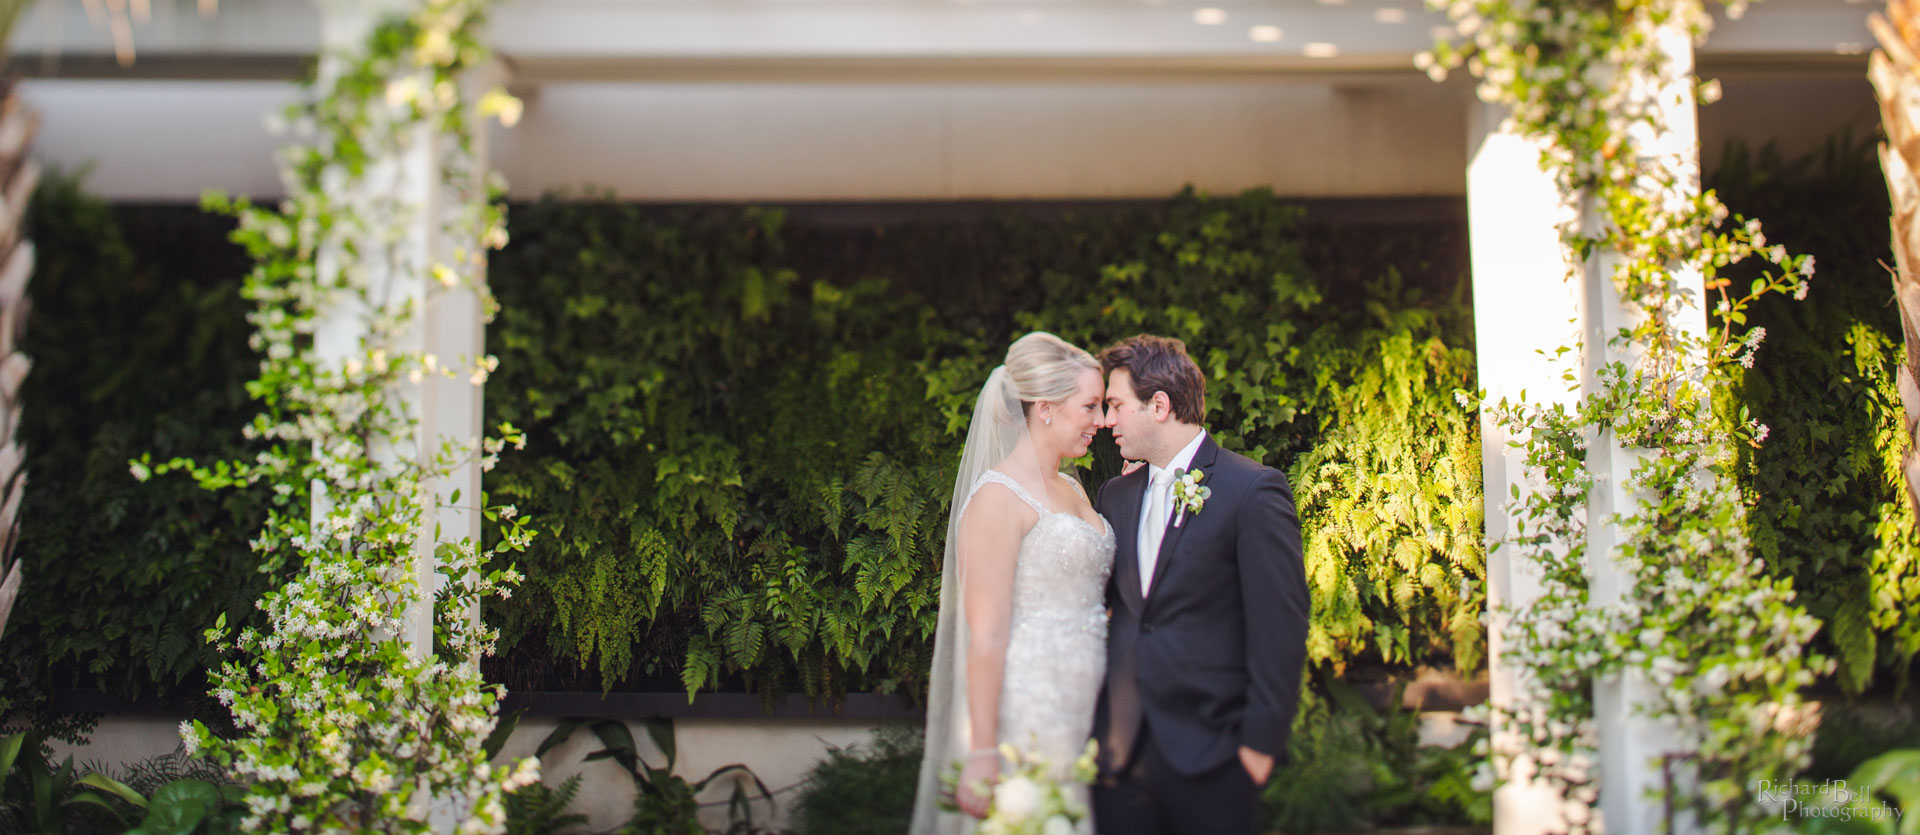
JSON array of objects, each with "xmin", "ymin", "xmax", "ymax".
[{"xmin": 1098, "ymin": 335, "xmax": 1206, "ymax": 424}]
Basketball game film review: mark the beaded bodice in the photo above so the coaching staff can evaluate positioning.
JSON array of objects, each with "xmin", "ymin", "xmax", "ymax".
[
  {"xmin": 967, "ymin": 470, "xmax": 1114, "ymax": 778},
  {"xmin": 970, "ymin": 470, "xmax": 1115, "ymax": 620}
]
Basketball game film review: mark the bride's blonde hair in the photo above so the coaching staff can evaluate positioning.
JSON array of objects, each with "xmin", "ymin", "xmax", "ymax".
[{"xmin": 990, "ymin": 332, "xmax": 1098, "ymax": 426}]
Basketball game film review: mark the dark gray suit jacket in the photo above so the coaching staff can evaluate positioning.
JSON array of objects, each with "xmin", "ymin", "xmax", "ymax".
[{"xmin": 1092, "ymin": 434, "xmax": 1309, "ymax": 777}]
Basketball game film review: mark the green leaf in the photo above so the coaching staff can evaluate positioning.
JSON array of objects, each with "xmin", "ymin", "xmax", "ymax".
[
  {"xmin": 483, "ymin": 709, "xmax": 523, "ymax": 760},
  {"xmin": 587, "ymin": 720, "xmax": 642, "ymax": 774},
  {"xmin": 641, "ymin": 717, "xmax": 677, "ymax": 773},
  {"xmin": 128, "ymin": 779, "xmax": 224, "ymax": 835},
  {"xmin": 536, "ymin": 719, "xmax": 589, "ymax": 758},
  {"xmin": 1834, "ymin": 604, "xmax": 1877, "ymax": 695},
  {"xmin": 0, "ymin": 733, "xmax": 24, "ymax": 784},
  {"xmin": 78, "ymin": 772, "xmax": 148, "ymax": 809},
  {"xmin": 66, "ymin": 790, "xmax": 134, "ymax": 826},
  {"xmin": 1851, "ymin": 750, "xmax": 1920, "ymax": 823}
]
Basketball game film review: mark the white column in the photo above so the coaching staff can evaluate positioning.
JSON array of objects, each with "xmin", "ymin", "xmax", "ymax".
[
  {"xmin": 1586, "ymin": 23, "xmax": 1707, "ymax": 835},
  {"xmin": 1467, "ymin": 99, "xmax": 1582, "ymax": 835},
  {"xmin": 425, "ymin": 59, "xmax": 499, "ymax": 646},
  {"xmin": 1471, "ymin": 18, "xmax": 1706, "ymax": 835},
  {"xmin": 313, "ymin": 0, "xmax": 487, "ymax": 660}
]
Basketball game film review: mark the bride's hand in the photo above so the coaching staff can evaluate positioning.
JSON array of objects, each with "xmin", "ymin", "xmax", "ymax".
[
  {"xmin": 1120, "ymin": 460, "xmax": 1145, "ymax": 476},
  {"xmin": 957, "ymin": 751, "xmax": 999, "ymax": 819}
]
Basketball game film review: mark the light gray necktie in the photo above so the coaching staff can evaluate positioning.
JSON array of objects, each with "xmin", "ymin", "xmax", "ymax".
[{"xmin": 1140, "ymin": 467, "xmax": 1175, "ymax": 597}]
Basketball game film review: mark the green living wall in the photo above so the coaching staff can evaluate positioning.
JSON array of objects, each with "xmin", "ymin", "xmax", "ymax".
[
  {"xmin": 480, "ymin": 190, "xmax": 1485, "ymax": 700},
  {"xmin": 30, "ymin": 149, "xmax": 1914, "ymax": 712},
  {"xmin": 2, "ymin": 174, "xmax": 277, "ymax": 719},
  {"xmin": 1711, "ymin": 136, "xmax": 1920, "ymax": 698}
]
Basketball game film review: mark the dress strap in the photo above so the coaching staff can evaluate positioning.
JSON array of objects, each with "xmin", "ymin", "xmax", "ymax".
[
  {"xmin": 972, "ymin": 470, "xmax": 1050, "ymax": 515},
  {"xmin": 1057, "ymin": 471, "xmax": 1089, "ymax": 503}
]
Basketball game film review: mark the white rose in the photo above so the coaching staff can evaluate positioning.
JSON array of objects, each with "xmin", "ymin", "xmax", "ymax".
[
  {"xmin": 994, "ymin": 776, "xmax": 1041, "ymax": 822},
  {"xmin": 1043, "ymin": 815, "xmax": 1075, "ymax": 835}
]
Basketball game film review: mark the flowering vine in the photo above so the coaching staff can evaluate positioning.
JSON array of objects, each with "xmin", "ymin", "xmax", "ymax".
[
  {"xmin": 1424, "ymin": 0, "xmax": 1831, "ymax": 831},
  {"xmin": 133, "ymin": 0, "xmax": 538, "ymax": 830}
]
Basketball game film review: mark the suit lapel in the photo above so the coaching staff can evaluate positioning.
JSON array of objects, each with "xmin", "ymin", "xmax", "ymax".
[
  {"xmin": 1143, "ymin": 435, "xmax": 1221, "ymax": 613},
  {"xmin": 1109, "ymin": 466, "xmax": 1148, "ymax": 615}
]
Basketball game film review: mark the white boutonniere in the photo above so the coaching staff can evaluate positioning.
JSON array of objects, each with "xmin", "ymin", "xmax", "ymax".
[{"xmin": 1171, "ymin": 467, "xmax": 1210, "ymax": 527}]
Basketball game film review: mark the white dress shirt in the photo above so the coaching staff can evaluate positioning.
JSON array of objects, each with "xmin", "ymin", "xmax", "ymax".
[{"xmin": 1139, "ymin": 430, "xmax": 1206, "ymax": 596}]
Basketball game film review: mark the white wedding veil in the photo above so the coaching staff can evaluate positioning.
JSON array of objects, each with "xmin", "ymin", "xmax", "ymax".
[{"xmin": 910, "ymin": 363, "xmax": 1028, "ymax": 834}]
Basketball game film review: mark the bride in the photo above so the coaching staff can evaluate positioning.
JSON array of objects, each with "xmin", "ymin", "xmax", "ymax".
[{"xmin": 910, "ymin": 332, "xmax": 1117, "ymax": 834}]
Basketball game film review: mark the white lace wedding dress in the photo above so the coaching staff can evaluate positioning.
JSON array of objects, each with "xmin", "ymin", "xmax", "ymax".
[{"xmin": 970, "ymin": 470, "xmax": 1115, "ymax": 785}]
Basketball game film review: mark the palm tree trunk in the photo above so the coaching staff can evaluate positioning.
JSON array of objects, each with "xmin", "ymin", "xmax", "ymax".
[
  {"xmin": 0, "ymin": 79, "xmax": 35, "ymax": 641},
  {"xmin": 1870, "ymin": 0, "xmax": 1920, "ymax": 520}
]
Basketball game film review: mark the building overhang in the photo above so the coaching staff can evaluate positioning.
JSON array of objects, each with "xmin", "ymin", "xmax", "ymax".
[{"xmin": 7, "ymin": 0, "xmax": 1879, "ymax": 83}]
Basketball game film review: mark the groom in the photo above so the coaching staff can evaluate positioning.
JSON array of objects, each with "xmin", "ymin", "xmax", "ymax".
[{"xmin": 1090, "ymin": 335, "xmax": 1308, "ymax": 835}]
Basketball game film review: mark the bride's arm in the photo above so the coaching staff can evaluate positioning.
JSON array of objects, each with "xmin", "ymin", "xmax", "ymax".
[
  {"xmin": 960, "ymin": 487, "xmax": 1024, "ymax": 750},
  {"xmin": 955, "ymin": 487, "xmax": 1026, "ymax": 815}
]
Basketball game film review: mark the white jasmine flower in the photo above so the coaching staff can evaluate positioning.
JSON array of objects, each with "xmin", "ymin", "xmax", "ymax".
[
  {"xmin": 385, "ymin": 76, "xmax": 421, "ymax": 108},
  {"xmin": 1692, "ymin": 664, "xmax": 1732, "ymax": 698},
  {"xmin": 178, "ymin": 721, "xmax": 199, "ymax": 754}
]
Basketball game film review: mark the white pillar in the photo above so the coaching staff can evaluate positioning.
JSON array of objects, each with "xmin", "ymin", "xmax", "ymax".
[
  {"xmin": 313, "ymin": 0, "xmax": 487, "ymax": 660},
  {"xmin": 1467, "ymin": 98, "xmax": 1582, "ymax": 835},
  {"xmin": 1470, "ymin": 18, "xmax": 1706, "ymax": 835},
  {"xmin": 1586, "ymin": 23, "xmax": 1707, "ymax": 835}
]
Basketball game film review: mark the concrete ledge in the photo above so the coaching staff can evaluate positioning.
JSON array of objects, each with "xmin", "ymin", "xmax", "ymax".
[
  {"xmin": 50, "ymin": 687, "xmax": 922, "ymax": 719},
  {"xmin": 499, "ymin": 690, "xmax": 924, "ymax": 720}
]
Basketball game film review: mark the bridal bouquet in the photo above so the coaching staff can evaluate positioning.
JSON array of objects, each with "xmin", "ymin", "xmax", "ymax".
[{"xmin": 942, "ymin": 739, "xmax": 1100, "ymax": 835}]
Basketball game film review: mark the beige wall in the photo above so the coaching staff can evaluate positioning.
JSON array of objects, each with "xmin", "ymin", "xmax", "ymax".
[
  {"xmin": 489, "ymin": 76, "xmax": 1475, "ymax": 201},
  {"xmin": 24, "ymin": 69, "xmax": 1877, "ymax": 204}
]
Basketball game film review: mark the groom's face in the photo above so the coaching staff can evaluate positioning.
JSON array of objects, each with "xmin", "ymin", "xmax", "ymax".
[{"xmin": 1101, "ymin": 368, "xmax": 1159, "ymax": 462}]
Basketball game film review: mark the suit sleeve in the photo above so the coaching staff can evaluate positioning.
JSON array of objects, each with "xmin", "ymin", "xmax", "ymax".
[
  {"xmin": 1238, "ymin": 467, "xmax": 1308, "ymax": 760},
  {"xmin": 1095, "ymin": 478, "xmax": 1122, "ymax": 607}
]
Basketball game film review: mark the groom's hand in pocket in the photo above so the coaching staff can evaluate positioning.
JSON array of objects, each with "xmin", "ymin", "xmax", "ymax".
[{"xmin": 1238, "ymin": 745, "xmax": 1274, "ymax": 785}]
